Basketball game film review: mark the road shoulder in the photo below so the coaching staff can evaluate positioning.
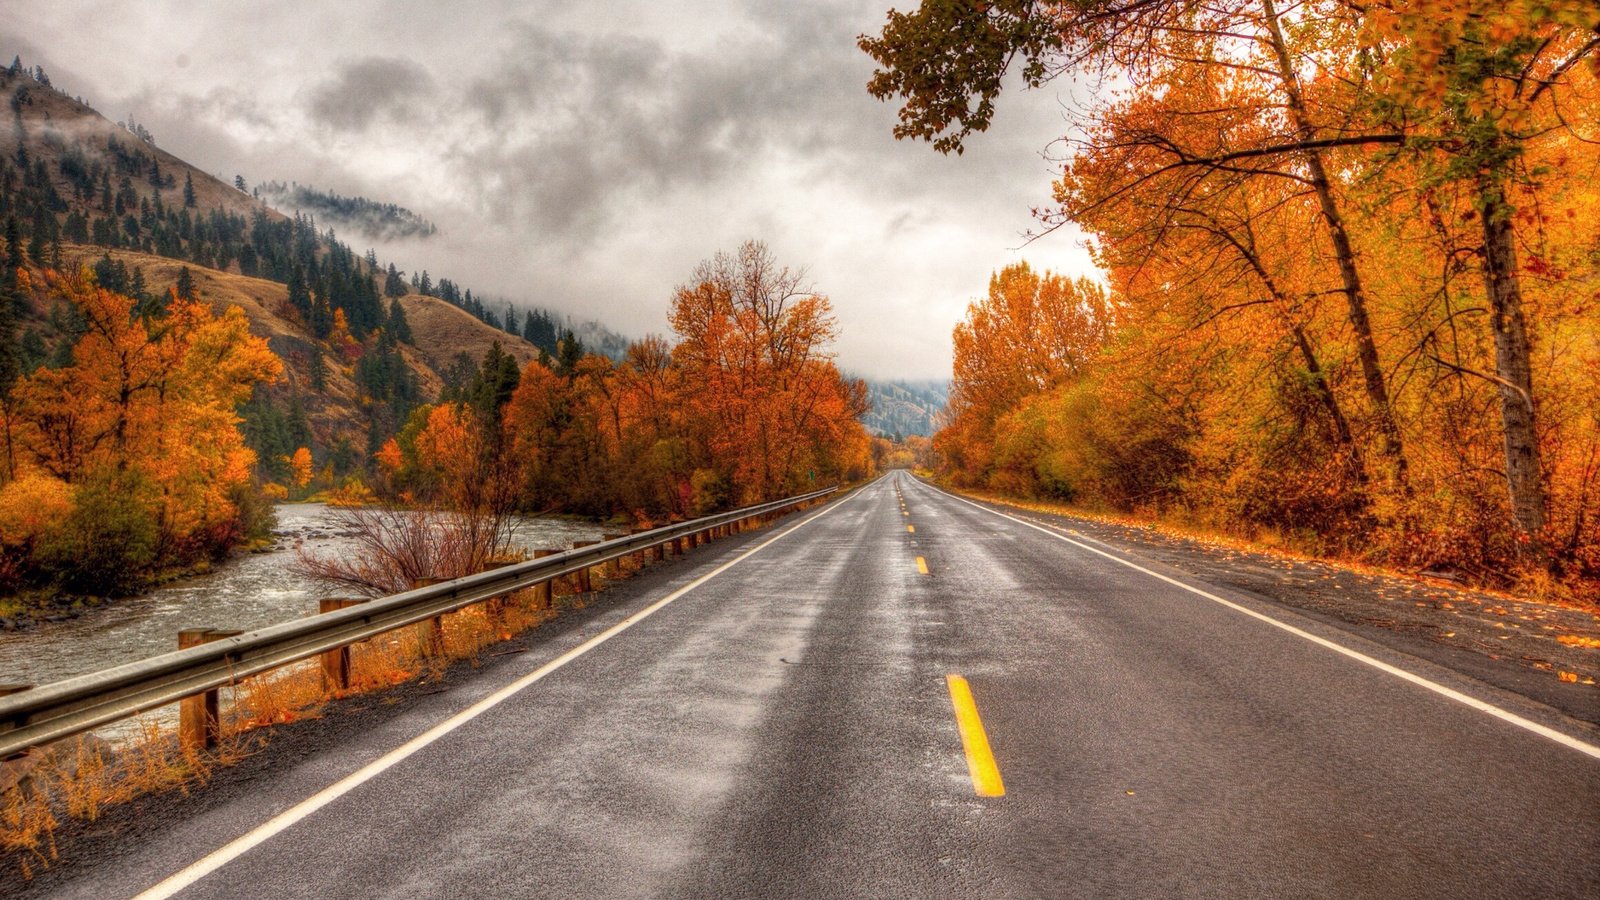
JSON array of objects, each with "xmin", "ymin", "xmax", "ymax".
[{"xmin": 924, "ymin": 480, "xmax": 1600, "ymax": 728}]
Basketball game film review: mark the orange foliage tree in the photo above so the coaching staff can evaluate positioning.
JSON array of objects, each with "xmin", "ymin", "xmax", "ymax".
[
  {"xmin": 868, "ymin": 0, "xmax": 1600, "ymax": 594},
  {"xmin": 348, "ymin": 242, "xmax": 870, "ymax": 534},
  {"xmin": 2, "ymin": 270, "xmax": 280, "ymax": 589},
  {"xmin": 667, "ymin": 240, "xmax": 871, "ymax": 506}
]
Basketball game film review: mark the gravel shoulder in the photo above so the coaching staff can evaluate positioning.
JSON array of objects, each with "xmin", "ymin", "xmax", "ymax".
[{"xmin": 948, "ymin": 487, "xmax": 1600, "ymax": 728}]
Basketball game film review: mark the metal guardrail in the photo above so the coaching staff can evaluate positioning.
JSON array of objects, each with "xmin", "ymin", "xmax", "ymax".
[{"xmin": 0, "ymin": 486, "xmax": 839, "ymax": 759}]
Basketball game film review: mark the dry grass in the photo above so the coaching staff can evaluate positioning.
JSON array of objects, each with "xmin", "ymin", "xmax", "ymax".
[
  {"xmin": 0, "ymin": 719, "xmax": 262, "ymax": 882},
  {"xmin": 954, "ymin": 485, "xmax": 1600, "ymax": 613}
]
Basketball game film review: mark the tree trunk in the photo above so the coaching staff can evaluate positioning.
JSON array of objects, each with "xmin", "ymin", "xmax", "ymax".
[
  {"xmin": 1478, "ymin": 178, "xmax": 1547, "ymax": 539},
  {"xmin": 1260, "ymin": 0, "xmax": 1409, "ymax": 490}
]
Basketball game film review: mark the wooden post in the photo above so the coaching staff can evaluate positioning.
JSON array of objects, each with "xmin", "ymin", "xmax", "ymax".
[
  {"xmin": 571, "ymin": 541, "xmax": 597, "ymax": 593},
  {"xmin": 318, "ymin": 598, "xmax": 365, "ymax": 692},
  {"xmin": 602, "ymin": 533, "xmax": 625, "ymax": 577},
  {"xmin": 479, "ymin": 557, "xmax": 520, "ymax": 633},
  {"xmin": 0, "ymin": 684, "xmax": 29, "ymax": 742},
  {"xmin": 651, "ymin": 538, "xmax": 666, "ymax": 562},
  {"xmin": 532, "ymin": 549, "xmax": 559, "ymax": 607},
  {"xmin": 178, "ymin": 628, "xmax": 240, "ymax": 752},
  {"xmin": 410, "ymin": 578, "xmax": 448, "ymax": 657}
]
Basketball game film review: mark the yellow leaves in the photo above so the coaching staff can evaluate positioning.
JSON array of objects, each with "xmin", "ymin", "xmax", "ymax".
[
  {"xmin": 289, "ymin": 447, "xmax": 313, "ymax": 490},
  {"xmin": 1556, "ymin": 635, "xmax": 1600, "ymax": 649},
  {"xmin": 10, "ymin": 268, "xmax": 282, "ymax": 555},
  {"xmin": 0, "ymin": 471, "xmax": 74, "ymax": 547}
]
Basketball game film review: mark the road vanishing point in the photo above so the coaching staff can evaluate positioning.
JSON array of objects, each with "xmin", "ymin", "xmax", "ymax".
[{"xmin": 36, "ymin": 473, "xmax": 1600, "ymax": 898}]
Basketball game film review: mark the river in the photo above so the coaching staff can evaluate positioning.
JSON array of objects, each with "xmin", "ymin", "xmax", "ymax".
[{"xmin": 0, "ymin": 503, "xmax": 606, "ymax": 692}]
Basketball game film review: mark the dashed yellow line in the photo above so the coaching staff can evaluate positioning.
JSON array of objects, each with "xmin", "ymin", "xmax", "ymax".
[
  {"xmin": 946, "ymin": 674, "xmax": 1005, "ymax": 797},
  {"xmin": 916, "ymin": 556, "xmax": 929, "ymax": 575},
  {"xmin": 907, "ymin": 524, "xmax": 915, "ymax": 533}
]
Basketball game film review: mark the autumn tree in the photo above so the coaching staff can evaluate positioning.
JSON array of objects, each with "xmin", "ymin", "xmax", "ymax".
[
  {"xmin": 668, "ymin": 240, "xmax": 869, "ymax": 503},
  {"xmin": 5, "ymin": 271, "xmax": 281, "ymax": 589},
  {"xmin": 941, "ymin": 263, "xmax": 1112, "ymax": 485},
  {"xmin": 289, "ymin": 446, "xmax": 313, "ymax": 494},
  {"xmin": 864, "ymin": 0, "xmax": 1600, "ymax": 550}
]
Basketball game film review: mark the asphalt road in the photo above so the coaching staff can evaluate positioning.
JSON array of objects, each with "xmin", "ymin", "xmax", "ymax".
[{"xmin": 38, "ymin": 472, "xmax": 1600, "ymax": 898}]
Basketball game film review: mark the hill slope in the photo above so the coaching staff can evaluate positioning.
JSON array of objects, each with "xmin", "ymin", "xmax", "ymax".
[
  {"xmin": 863, "ymin": 380, "xmax": 948, "ymax": 438},
  {"xmin": 1, "ymin": 61, "xmax": 599, "ymax": 479}
]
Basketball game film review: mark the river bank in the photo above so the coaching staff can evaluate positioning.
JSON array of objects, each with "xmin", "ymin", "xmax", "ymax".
[{"xmin": 0, "ymin": 503, "xmax": 605, "ymax": 691}]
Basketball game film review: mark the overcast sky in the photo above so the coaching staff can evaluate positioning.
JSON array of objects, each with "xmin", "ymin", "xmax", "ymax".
[{"xmin": 3, "ymin": 0, "xmax": 1095, "ymax": 380}]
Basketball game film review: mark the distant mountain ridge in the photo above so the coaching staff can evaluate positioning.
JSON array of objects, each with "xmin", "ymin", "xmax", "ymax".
[
  {"xmin": 255, "ymin": 181, "xmax": 439, "ymax": 242},
  {"xmin": 862, "ymin": 379, "xmax": 948, "ymax": 438}
]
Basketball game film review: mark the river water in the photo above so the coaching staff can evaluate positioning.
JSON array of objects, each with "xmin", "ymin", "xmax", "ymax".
[{"xmin": 0, "ymin": 503, "xmax": 606, "ymax": 691}]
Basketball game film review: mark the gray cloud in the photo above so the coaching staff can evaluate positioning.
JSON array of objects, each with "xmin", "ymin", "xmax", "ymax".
[
  {"xmin": 0, "ymin": 0, "xmax": 1096, "ymax": 379},
  {"xmin": 308, "ymin": 56, "xmax": 435, "ymax": 132}
]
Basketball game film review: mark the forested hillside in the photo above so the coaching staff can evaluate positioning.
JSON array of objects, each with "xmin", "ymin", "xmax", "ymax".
[
  {"xmin": 0, "ymin": 58, "xmax": 662, "ymax": 595},
  {"xmin": 862, "ymin": 380, "xmax": 947, "ymax": 438},
  {"xmin": 253, "ymin": 181, "xmax": 438, "ymax": 242},
  {"xmin": 0, "ymin": 59, "xmax": 620, "ymax": 482}
]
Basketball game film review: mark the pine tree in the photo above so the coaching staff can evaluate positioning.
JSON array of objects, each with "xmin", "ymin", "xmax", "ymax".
[
  {"xmin": 175, "ymin": 266, "xmax": 196, "ymax": 301},
  {"xmin": 556, "ymin": 329, "xmax": 584, "ymax": 376},
  {"xmin": 183, "ymin": 171, "xmax": 196, "ymax": 208},
  {"xmin": 308, "ymin": 345, "xmax": 327, "ymax": 391},
  {"xmin": 384, "ymin": 263, "xmax": 406, "ymax": 298},
  {"xmin": 387, "ymin": 298, "xmax": 413, "ymax": 344}
]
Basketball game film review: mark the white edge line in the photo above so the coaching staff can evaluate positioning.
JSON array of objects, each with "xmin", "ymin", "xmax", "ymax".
[
  {"xmin": 135, "ymin": 488, "xmax": 867, "ymax": 900},
  {"xmin": 918, "ymin": 480, "xmax": 1600, "ymax": 762}
]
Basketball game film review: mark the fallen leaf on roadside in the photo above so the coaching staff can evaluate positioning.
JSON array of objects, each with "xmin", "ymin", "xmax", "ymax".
[{"xmin": 1558, "ymin": 671, "xmax": 1579, "ymax": 683}]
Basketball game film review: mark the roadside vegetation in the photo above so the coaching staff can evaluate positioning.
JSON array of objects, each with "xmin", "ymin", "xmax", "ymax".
[
  {"xmin": 0, "ymin": 267, "xmax": 279, "ymax": 601},
  {"xmin": 864, "ymin": 0, "xmax": 1600, "ymax": 603},
  {"xmin": 373, "ymin": 239, "xmax": 873, "ymax": 524}
]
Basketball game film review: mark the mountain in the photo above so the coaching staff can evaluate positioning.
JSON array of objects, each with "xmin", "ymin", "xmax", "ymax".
[
  {"xmin": 862, "ymin": 379, "xmax": 948, "ymax": 438},
  {"xmin": 0, "ymin": 59, "xmax": 624, "ymax": 481}
]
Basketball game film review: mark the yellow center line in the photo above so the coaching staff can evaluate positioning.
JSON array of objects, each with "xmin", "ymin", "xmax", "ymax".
[
  {"xmin": 946, "ymin": 674, "xmax": 1005, "ymax": 797},
  {"xmin": 907, "ymin": 524, "xmax": 915, "ymax": 533},
  {"xmin": 915, "ymin": 556, "xmax": 929, "ymax": 575}
]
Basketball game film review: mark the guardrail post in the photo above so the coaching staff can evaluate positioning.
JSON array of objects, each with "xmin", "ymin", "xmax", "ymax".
[
  {"xmin": 410, "ymin": 578, "xmax": 447, "ymax": 657},
  {"xmin": 0, "ymin": 684, "xmax": 30, "ymax": 743},
  {"xmin": 480, "ymin": 557, "xmax": 521, "ymax": 633},
  {"xmin": 603, "ymin": 534, "xmax": 625, "ymax": 576},
  {"xmin": 628, "ymin": 528, "xmax": 648, "ymax": 568},
  {"xmin": 318, "ymin": 598, "xmax": 365, "ymax": 692},
  {"xmin": 651, "ymin": 534, "xmax": 666, "ymax": 562},
  {"xmin": 532, "ymin": 549, "xmax": 558, "ymax": 607},
  {"xmin": 178, "ymin": 628, "xmax": 240, "ymax": 752},
  {"xmin": 570, "ymin": 541, "xmax": 597, "ymax": 593}
]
